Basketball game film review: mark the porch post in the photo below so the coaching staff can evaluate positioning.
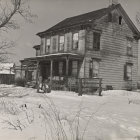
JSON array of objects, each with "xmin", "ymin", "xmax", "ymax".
[
  {"xmin": 20, "ymin": 64, "xmax": 23, "ymax": 78},
  {"xmin": 36, "ymin": 61, "xmax": 39, "ymax": 86},
  {"xmin": 50, "ymin": 59, "xmax": 53, "ymax": 86},
  {"xmin": 66, "ymin": 56, "xmax": 69, "ymax": 76},
  {"xmin": 65, "ymin": 56, "xmax": 69, "ymax": 88}
]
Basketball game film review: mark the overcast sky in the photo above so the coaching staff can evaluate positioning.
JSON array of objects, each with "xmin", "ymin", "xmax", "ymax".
[{"xmin": 6, "ymin": 0, "xmax": 140, "ymax": 64}]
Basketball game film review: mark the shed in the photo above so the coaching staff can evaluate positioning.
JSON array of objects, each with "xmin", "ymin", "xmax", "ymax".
[{"xmin": 0, "ymin": 63, "xmax": 15, "ymax": 84}]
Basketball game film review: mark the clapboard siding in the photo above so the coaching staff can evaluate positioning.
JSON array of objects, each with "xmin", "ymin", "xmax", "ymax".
[{"xmin": 84, "ymin": 9, "xmax": 138, "ymax": 90}]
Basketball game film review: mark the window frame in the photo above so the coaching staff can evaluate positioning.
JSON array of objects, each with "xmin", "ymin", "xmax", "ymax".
[
  {"xmin": 59, "ymin": 35, "xmax": 65, "ymax": 52},
  {"xmin": 93, "ymin": 32, "xmax": 101, "ymax": 51},
  {"xmin": 45, "ymin": 38, "xmax": 51, "ymax": 54},
  {"xmin": 89, "ymin": 59, "xmax": 100, "ymax": 78},
  {"xmin": 72, "ymin": 32, "xmax": 79, "ymax": 50},
  {"xmin": 127, "ymin": 38, "xmax": 133, "ymax": 56},
  {"xmin": 124, "ymin": 63, "xmax": 133, "ymax": 81}
]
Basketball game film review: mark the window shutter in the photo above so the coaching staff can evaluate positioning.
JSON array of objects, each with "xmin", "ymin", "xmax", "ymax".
[
  {"xmin": 42, "ymin": 38, "xmax": 46, "ymax": 54},
  {"xmin": 52, "ymin": 38, "xmax": 56, "ymax": 52},
  {"xmin": 40, "ymin": 39, "xmax": 43, "ymax": 55},
  {"xmin": 89, "ymin": 60, "xmax": 92, "ymax": 78},
  {"xmin": 79, "ymin": 30, "xmax": 86, "ymax": 51},
  {"xmin": 67, "ymin": 36, "xmax": 70, "ymax": 51},
  {"xmin": 97, "ymin": 33, "xmax": 100, "ymax": 50}
]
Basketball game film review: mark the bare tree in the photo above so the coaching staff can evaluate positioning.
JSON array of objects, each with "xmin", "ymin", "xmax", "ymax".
[{"xmin": 0, "ymin": 0, "xmax": 36, "ymax": 62}]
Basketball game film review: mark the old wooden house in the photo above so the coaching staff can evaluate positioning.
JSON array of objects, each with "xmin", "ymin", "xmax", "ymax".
[{"xmin": 21, "ymin": 3, "xmax": 140, "ymax": 91}]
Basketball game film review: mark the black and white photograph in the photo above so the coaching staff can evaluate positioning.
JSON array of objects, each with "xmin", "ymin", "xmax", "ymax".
[{"xmin": 0, "ymin": 0, "xmax": 140, "ymax": 139}]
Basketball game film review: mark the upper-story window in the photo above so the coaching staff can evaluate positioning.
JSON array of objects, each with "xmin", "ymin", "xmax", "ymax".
[
  {"xmin": 73, "ymin": 32, "xmax": 79, "ymax": 50},
  {"xmin": 127, "ymin": 38, "xmax": 132, "ymax": 56},
  {"xmin": 46, "ymin": 38, "xmax": 50, "ymax": 53},
  {"xmin": 59, "ymin": 36, "xmax": 64, "ymax": 51},
  {"xmin": 93, "ymin": 32, "xmax": 100, "ymax": 51}
]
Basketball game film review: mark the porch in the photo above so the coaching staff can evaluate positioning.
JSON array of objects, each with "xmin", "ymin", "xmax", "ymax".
[{"xmin": 20, "ymin": 53, "xmax": 102, "ymax": 95}]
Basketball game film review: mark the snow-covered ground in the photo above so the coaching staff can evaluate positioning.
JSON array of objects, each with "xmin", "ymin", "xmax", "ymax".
[{"xmin": 0, "ymin": 85, "xmax": 140, "ymax": 140}]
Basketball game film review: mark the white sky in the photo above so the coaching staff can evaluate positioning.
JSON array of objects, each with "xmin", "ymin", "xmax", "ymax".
[{"xmin": 4, "ymin": 0, "xmax": 140, "ymax": 64}]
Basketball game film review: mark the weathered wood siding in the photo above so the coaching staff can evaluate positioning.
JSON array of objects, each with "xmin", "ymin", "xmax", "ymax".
[
  {"xmin": 78, "ymin": 30, "xmax": 86, "ymax": 53},
  {"xmin": 78, "ymin": 59, "xmax": 85, "ymax": 78},
  {"xmin": 84, "ymin": 9, "xmax": 138, "ymax": 90}
]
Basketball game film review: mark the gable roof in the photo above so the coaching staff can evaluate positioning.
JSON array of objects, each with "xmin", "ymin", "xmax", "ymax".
[{"xmin": 37, "ymin": 4, "xmax": 140, "ymax": 38}]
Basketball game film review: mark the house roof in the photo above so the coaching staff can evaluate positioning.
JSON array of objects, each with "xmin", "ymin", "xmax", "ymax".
[
  {"xmin": 37, "ymin": 4, "xmax": 140, "ymax": 38},
  {"xmin": 33, "ymin": 45, "xmax": 40, "ymax": 50},
  {"xmin": 22, "ymin": 52, "xmax": 84, "ymax": 63}
]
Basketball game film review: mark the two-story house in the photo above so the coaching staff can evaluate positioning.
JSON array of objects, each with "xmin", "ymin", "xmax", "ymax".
[{"xmin": 21, "ymin": 3, "xmax": 140, "ymax": 90}]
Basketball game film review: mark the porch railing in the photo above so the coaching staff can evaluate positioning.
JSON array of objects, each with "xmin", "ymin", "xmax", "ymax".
[{"xmin": 51, "ymin": 77, "xmax": 102, "ymax": 96}]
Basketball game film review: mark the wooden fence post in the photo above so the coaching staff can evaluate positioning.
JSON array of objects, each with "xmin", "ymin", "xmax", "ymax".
[
  {"xmin": 78, "ymin": 78, "xmax": 82, "ymax": 96},
  {"xmin": 99, "ymin": 78, "xmax": 102, "ymax": 96}
]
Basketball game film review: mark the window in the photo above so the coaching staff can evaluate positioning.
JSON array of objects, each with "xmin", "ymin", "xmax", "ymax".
[
  {"xmin": 127, "ymin": 39, "xmax": 132, "ymax": 56},
  {"xmin": 89, "ymin": 59, "xmax": 99, "ymax": 78},
  {"xmin": 93, "ymin": 32, "xmax": 100, "ymax": 51},
  {"xmin": 72, "ymin": 61, "xmax": 78, "ymax": 76},
  {"xmin": 46, "ymin": 38, "xmax": 50, "ymax": 53},
  {"xmin": 124, "ymin": 63, "xmax": 132, "ymax": 80},
  {"xmin": 119, "ymin": 16, "xmax": 122, "ymax": 25},
  {"xmin": 59, "ymin": 36, "xmax": 64, "ymax": 51},
  {"xmin": 59, "ymin": 62, "xmax": 63, "ymax": 75},
  {"xmin": 73, "ymin": 33, "xmax": 79, "ymax": 50}
]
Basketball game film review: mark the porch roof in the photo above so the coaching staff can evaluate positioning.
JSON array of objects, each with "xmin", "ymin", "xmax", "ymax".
[{"xmin": 22, "ymin": 52, "xmax": 84, "ymax": 63}]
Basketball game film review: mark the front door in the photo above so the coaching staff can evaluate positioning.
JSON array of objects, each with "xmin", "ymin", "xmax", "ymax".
[{"xmin": 41, "ymin": 62, "xmax": 50, "ymax": 80}]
